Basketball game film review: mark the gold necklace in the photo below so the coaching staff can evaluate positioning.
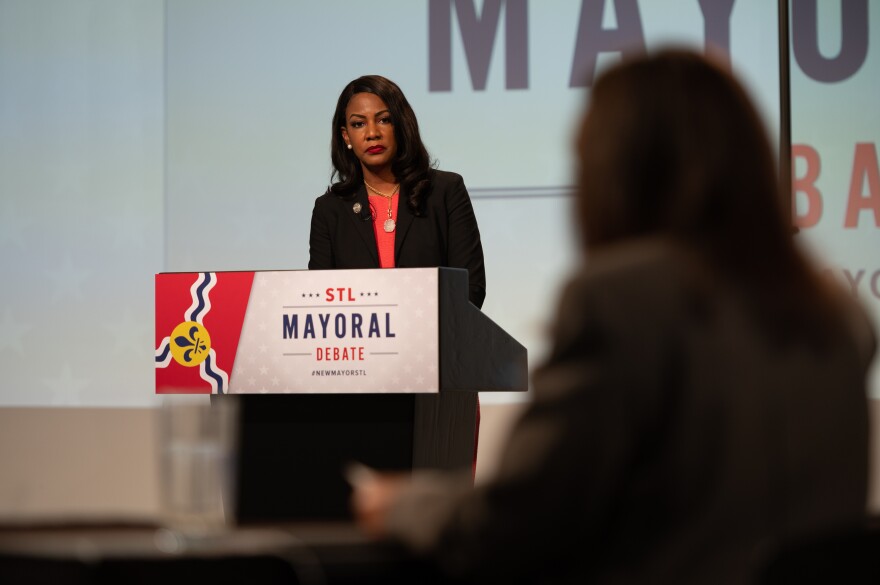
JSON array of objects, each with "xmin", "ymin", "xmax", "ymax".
[{"xmin": 364, "ymin": 180, "xmax": 399, "ymax": 233}]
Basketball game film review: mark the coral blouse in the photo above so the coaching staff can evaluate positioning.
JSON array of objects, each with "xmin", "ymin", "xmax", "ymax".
[{"xmin": 368, "ymin": 193, "xmax": 399, "ymax": 268}]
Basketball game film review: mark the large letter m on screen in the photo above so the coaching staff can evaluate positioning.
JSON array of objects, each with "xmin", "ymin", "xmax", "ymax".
[{"xmin": 429, "ymin": 0, "xmax": 528, "ymax": 91}]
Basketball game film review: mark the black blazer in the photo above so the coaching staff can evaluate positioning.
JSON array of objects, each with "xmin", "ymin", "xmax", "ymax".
[{"xmin": 308, "ymin": 169, "xmax": 486, "ymax": 308}]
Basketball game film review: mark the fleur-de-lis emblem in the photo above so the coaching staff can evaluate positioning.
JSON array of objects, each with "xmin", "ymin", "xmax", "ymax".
[
  {"xmin": 175, "ymin": 325, "xmax": 207, "ymax": 362},
  {"xmin": 169, "ymin": 321, "xmax": 212, "ymax": 367}
]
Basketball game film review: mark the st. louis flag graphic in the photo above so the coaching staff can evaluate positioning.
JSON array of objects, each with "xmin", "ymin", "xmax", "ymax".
[{"xmin": 155, "ymin": 271, "xmax": 254, "ymax": 394}]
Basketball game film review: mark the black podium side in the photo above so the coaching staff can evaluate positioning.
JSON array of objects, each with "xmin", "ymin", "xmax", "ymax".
[{"xmin": 229, "ymin": 268, "xmax": 527, "ymax": 524}]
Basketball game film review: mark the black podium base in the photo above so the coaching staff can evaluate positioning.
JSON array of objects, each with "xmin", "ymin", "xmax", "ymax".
[{"xmin": 233, "ymin": 394, "xmax": 416, "ymax": 524}]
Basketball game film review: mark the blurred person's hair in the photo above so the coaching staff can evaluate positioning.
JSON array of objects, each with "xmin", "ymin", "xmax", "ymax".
[{"xmin": 575, "ymin": 49, "xmax": 842, "ymax": 344}]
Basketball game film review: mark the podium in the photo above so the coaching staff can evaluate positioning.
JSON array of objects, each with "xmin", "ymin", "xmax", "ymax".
[{"xmin": 155, "ymin": 267, "xmax": 527, "ymax": 522}]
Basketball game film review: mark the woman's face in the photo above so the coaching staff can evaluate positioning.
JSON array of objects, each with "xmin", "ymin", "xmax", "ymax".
[{"xmin": 341, "ymin": 92, "xmax": 398, "ymax": 176}]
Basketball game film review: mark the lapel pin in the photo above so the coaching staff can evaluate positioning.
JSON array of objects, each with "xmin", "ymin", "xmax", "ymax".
[{"xmin": 353, "ymin": 202, "xmax": 362, "ymax": 214}]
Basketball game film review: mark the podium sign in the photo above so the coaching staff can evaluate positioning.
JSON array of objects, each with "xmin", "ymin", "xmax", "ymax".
[
  {"xmin": 156, "ymin": 266, "xmax": 527, "ymax": 521},
  {"xmin": 155, "ymin": 268, "xmax": 440, "ymax": 394}
]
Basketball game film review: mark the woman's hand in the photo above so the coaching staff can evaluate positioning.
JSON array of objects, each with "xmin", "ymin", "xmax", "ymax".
[{"xmin": 347, "ymin": 464, "xmax": 410, "ymax": 539}]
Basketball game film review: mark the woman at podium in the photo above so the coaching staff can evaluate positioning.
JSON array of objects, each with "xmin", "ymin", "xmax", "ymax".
[
  {"xmin": 308, "ymin": 74, "xmax": 486, "ymax": 472},
  {"xmin": 308, "ymin": 74, "xmax": 486, "ymax": 310}
]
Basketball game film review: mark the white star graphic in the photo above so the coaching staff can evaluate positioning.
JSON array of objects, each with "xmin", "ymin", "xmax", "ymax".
[
  {"xmin": 104, "ymin": 306, "xmax": 151, "ymax": 356},
  {"xmin": 44, "ymin": 363, "xmax": 90, "ymax": 406},
  {"xmin": 0, "ymin": 307, "xmax": 33, "ymax": 353}
]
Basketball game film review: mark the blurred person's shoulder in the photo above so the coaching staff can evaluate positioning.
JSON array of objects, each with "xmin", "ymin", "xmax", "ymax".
[
  {"xmin": 566, "ymin": 237, "xmax": 701, "ymax": 304},
  {"xmin": 563, "ymin": 236, "xmax": 876, "ymax": 365},
  {"xmin": 549, "ymin": 238, "xmax": 703, "ymax": 342},
  {"xmin": 827, "ymin": 276, "xmax": 877, "ymax": 370}
]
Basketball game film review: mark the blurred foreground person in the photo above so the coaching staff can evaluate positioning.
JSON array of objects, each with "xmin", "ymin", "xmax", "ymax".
[{"xmin": 349, "ymin": 49, "xmax": 875, "ymax": 585}]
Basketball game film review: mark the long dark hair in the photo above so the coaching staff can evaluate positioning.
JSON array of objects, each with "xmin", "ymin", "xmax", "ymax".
[
  {"xmin": 329, "ymin": 75, "xmax": 433, "ymax": 214},
  {"xmin": 576, "ymin": 49, "xmax": 842, "ymax": 343}
]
